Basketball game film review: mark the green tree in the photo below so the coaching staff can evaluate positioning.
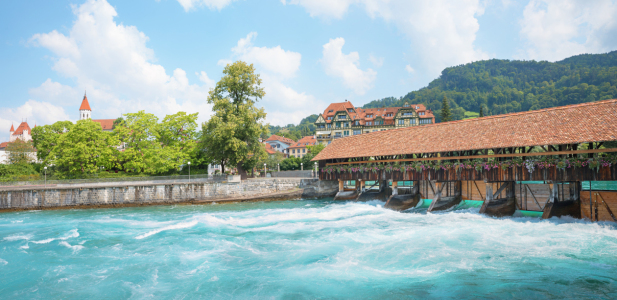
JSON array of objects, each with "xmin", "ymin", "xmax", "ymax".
[
  {"xmin": 6, "ymin": 139, "xmax": 35, "ymax": 165},
  {"xmin": 479, "ymin": 106, "xmax": 484, "ymax": 117},
  {"xmin": 47, "ymin": 120, "xmax": 120, "ymax": 175},
  {"xmin": 441, "ymin": 96, "xmax": 452, "ymax": 122},
  {"xmin": 199, "ymin": 61, "xmax": 268, "ymax": 178},
  {"xmin": 31, "ymin": 120, "xmax": 73, "ymax": 161}
]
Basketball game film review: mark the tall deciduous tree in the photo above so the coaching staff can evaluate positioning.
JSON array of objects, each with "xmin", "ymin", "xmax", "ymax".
[
  {"xmin": 441, "ymin": 96, "xmax": 452, "ymax": 122},
  {"xmin": 32, "ymin": 121, "xmax": 73, "ymax": 161},
  {"xmin": 47, "ymin": 120, "xmax": 119, "ymax": 175},
  {"xmin": 200, "ymin": 61, "xmax": 268, "ymax": 178},
  {"xmin": 6, "ymin": 139, "xmax": 35, "ymax": 165}
]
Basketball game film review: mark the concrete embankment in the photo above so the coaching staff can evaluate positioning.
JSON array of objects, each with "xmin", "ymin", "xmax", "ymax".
[{"xmin": 0, "ymin": 178, "xmax": 338, "ymax": 212}]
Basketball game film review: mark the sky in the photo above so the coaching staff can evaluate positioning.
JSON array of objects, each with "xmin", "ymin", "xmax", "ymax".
[{"xmin": 1, "ymin": 0, "xmax": 617, "ymax": 141}]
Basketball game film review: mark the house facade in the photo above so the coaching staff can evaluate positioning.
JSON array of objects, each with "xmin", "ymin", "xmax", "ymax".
[
  {"xmin": 314, "ymin": 100, "xmax": 435, "ymax": 145},
  {"xmin": 79, "ymin": 93, "xmax": 115, "ymax": 132},
  {"xmin": 264, "ymin": 134, "xmax": 295, "ymax": 156},
  {"xmin": 0, "ymin": 121, "xmax": 36, "ymax": 164},
  {"xmin": 287, "ymin": 136, "xmax": 317, "ymax": 158}
]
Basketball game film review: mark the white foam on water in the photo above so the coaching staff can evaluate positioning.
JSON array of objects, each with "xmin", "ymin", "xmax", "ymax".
[
  {"xmin": 59, "ymin": 241, "xmax": 84, "ymax": 252},
  {"xmin": 32, "ymin": 229, "xmax": 79, "ymax": 244},
  {"xmin": 135, "ymin": 220, "xmax": 199, "ymax": 239},
  {"xmin": 3, "ymin": 234, "xmax": 33, "ymax": 241},
  {"xmin": 19, "ymin": 244, "xmax": 29, "ymax": 250}
]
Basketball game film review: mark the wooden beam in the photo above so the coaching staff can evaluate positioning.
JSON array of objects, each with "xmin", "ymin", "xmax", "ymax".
[{"xmin": 325, "ymin": 148, "xmax": 617, "ymax": 166}]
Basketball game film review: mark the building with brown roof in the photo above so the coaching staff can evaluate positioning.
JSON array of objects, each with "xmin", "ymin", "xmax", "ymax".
[
  {"xmin": 265, "ymin": 134, "xmax": 296, "ymax": 156},
  {"xmin": 314, "ymin": 100, "xmax": 435, "ymax": 145},
  {"xmin": 8, "ymin": 121, "xmax": 32, "ymax": 143},
  {"xmin": 288, "ymin": 135, "xmax": 317, "ymax": 158},
  {"xmin": 79, "ymin": 93, "xmax": 116, "ymax": 132},
  {"xmin": 313, "ymin": 99, "xmax": 617, "ymax": 162}
]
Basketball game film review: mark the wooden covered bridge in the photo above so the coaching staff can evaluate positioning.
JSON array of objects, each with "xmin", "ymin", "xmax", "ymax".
[{"xmin": 312, "ymin": 99, "xmax": 617, "ymax": 221}]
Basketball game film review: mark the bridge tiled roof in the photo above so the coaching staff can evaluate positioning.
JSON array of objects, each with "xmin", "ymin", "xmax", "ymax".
[{"xmin": 312, "ymin": 99, "xmax": 617, "ymax": 161}]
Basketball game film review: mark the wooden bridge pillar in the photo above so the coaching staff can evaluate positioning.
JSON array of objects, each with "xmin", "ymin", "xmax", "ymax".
[
  {"xmin": 360, "ymin": 180, "xmax": 365, "ymax": 192},
  {"xmin": 428, "ymin": 181, "xmax": 463, "ymax": 212},
  {"xmin": 338, "ymin": 179, "xmax": 344, "ymax": 192},
  {"xmin": 479, "ymin": 181, "xmax": 516, "ymax": 217},
  {"xmin": 542, "ymin": 181, "xmax": 581, "ymax": 219},
  {"xmin": 385, "ymin": 181, "xmax": 421, "ymax": 211}
]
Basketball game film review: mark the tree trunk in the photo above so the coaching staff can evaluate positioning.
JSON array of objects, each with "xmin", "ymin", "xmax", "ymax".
[
  {"xmin": 221, "ymin": 160, "xmax": 225, "ymax": 174},
  {"xmin": 237, "ymin": 162, "xmax": 248, "ymax": 180}
]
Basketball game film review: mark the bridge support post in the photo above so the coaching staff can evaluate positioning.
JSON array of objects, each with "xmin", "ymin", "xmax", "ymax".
[
  {"xmin": 360, "ymin": 180, "xmax": 365, "ymax": 193},
  {"xmin": 355, "ymin": 179, "xmax": 361, "ymax": 191},
  {"xmin": 428, "ymin": 181, "xmax": 462, "ymax": 212},
  {"xmin": 338, "ymin": 179, "xmax": 344, "ymax": 193},
  {"xmin": 385, "ymin": 181, "xmax": 421, "ymax": 211},
  {"xmin": 542, "ymin": 182, "xmax": 581, "ymax": 219},
  {"xmin": 480, "ymin": 181, "xmax": 516, "ymax": 217},
  {"xmin": 392, "ymin": 181, "xmax": 398, "ymax": 196}
]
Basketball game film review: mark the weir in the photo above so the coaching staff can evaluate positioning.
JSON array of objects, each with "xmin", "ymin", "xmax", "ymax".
[{"xmin": 312, "ymin": 100, "xmax": 617, "ymax": 222}]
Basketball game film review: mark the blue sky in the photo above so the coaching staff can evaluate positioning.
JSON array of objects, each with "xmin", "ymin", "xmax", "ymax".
[{"xmin": 1, "ymin": 0, "xmax": 616, "ymax": 140}]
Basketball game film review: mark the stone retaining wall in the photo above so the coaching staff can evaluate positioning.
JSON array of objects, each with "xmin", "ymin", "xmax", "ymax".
[{"xmin": 0, "ymin": 179, "xmax": 338, "ymax": 211}]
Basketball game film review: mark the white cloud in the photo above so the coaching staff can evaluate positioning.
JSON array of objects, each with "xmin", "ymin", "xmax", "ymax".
[
  {"xmin": 280, "ymin": 0, "xmax": 354, "ymax": 19},
  {"xmin": 27, "ymin": 0, "xmax": 214, "ymax": 124},
  {"xmin": 231, "ymin": 32, "xmax": 302, "ymax": 78},
  {"xmin": 368, "ymin": 54, "xmax": 384, "ymax": 68},
  {"xmin": 176, "ymin": 0, "xmax": 235, "ymax": 11},
  {"xmin": 0, "ymin": 101, "xmax": 70, "ymax": 141},
  {"xmin": 405, "ymin": 65, "xmax": 414, "ymax": 73},
  {"xmin": 222, "ymin": 33, "xmax": 323, "ymax": 126},
  {"xmin": 321, "ymin": 37, "xmax": 376, "ymax": 95},
  {"xmin": 285, "ymin": 0, "xmax": 489, "ymax": 78},
  {"xmin": 519, "ymin": 0, "xmax": 617, "ymax": 61}
]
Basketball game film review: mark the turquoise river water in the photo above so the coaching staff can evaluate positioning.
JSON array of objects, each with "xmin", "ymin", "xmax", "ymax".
[{"xmin": 1, "ymin": 198, "xmax": 617, "ymax": 299}]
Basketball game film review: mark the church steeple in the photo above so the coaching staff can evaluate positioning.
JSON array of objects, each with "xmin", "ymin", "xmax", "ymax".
[
  {"xmin": 10, "ymin": 123, "xmax": 14, "ymax": 133},
  {"xmin": 79, "ymin": 91, "xmax": 92, "ymax": 120}
]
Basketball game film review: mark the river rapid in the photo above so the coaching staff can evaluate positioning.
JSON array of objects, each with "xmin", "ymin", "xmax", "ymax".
[{"xmin": 1, "ymin": 198, "xmax": 616, "ymax": 299}]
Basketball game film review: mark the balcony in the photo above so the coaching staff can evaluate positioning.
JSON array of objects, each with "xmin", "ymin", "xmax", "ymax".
[{"xmin": 316, "ymin": 135, "xmax": 331, "ymax": 140}]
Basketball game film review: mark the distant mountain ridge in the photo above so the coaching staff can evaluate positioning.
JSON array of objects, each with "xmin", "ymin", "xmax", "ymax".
[{"xmin": 363, "ymin": 51, "xmax": 617, "ymax": 122}]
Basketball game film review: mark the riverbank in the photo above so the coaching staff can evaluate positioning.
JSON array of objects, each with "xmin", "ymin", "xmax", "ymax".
[{"xmin": 0, "ymin": 178, "xmax": 338, "ymax": 212}]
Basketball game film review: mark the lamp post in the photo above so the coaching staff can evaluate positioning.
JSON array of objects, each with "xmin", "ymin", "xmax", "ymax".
[
  {"xmin": 277, "ymin": 163, "xmax": 280, "ymax": 172},
  {"xmin": 188, "ymin": 162, "xmax": 191, "ymax": 182},
  {"xmin": 264, "ymin": 163, "xmax": 267, "ymax": 177},
  {"xmin": 314, "ymin": 162, "xmax": 317, "ymax": 178},
  {"xmin": 301, "ymin": 163, "xmax": 303, "ymax": 171},
  {"xmin": 44, "ymin": 166, "xmax": 47, "ymax": 188}
]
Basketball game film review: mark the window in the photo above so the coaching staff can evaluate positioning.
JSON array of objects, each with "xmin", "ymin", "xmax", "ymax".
[
  {"xmin": 420, "ymin": 119, "xmax": 432, "ymax": 124},
  {"xmin": 374, "ymin": 121, "xmax": 381, "ymax": 125},
  {"xmin": 328, "ymin": 141, "xmax": 331, "ymax": 144},
  {"xmin": 344, "ymin": 122, "xmax": 349, "ymax": 127},
  {"xmin": 344, "ymin": 131, "xmax": 349, "ymax": 136},
  {"xmin": 354, "ymin": 121, "xmax": 360, "ymax": 126},
  {"xmin": 366, "ymin": 114, "xmax": 373, "ymax": 118},
  {"xmin": 398, "ymin": 119, "xmax": 405, "ymax": 125},
  {"xmin": 419, "ymin": 112, "xmax": 425, "ymax": 116},
  {"xmin": 366, "ymin": 121, "xmax": 372, "ymax": 126},
  {"xmin": 292, "ymin": 149, "xmax": 295, "ymax": 153},
  {"xmin": 327, "ymin": 124, "xmax": 331, "ymax": 129},
  {"xmin": 339, "ymin": 115, "xmax": 347, "ymax": 119},
  {"xmin": 303, "ymin": 149, "xmax": 306, "ymax": 153},
  {"xmin": 329, "ymin": 110, "xmax": 333, "ymax": 112},
  {"xmin": 327, "ymin": 117, "xmax": 333, "ymax": 120},
  {"xmin": 353, "ymin": 130, "xmax": 361, "ymax": 135},
  {"xmin": 347, "ymin": 108, "xmax": 354, "ymax": 112},
  {"xmin": 402, "ymin": 112, "xmax": 414, "ymax": 116},
  {"xmin": 410, "ymin": 119, "xmax": 416, "ymax": 124},
  {"xmin": 386, "ymin": 113, "xmax": 393, "ymax": 117}
]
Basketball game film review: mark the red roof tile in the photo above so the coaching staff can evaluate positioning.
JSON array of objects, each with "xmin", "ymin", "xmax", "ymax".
[
  {"xmin": 12, "ymin": 122, "xmax": 31, "ymax": 136},
  {"xmin": 92, "ymin": 119, "xmax": 114, "ymax": 130},
  {"xmin": 266, "ymin": 134, "xmax": 295, "ymax": 145},
  {"xmin": 10, "ymin": 124, "xmax": 14, "ymax": 132},
  {"xmin": 320, "ymin": 101, "xmax": 433, "ymax": 124},
  {"xmin": 289, "ymin": 136, "xmax": 317, "ymax": 149},
  {"xmin": 265, "ymin": 143, "xmax": 277, "ymax": 155},
  {"xmin": 0, "ymin": 142, "xmax": 8, "ymax": 149},
  {"xmin": 313, "ymin": 99, "xmax": 617, "ymax": 161},
  {"xmin": 80, "ymin": 95, "xmax": 91, "ymax": 110}
]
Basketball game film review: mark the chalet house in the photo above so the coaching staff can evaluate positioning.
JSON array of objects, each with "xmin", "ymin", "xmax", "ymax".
[
  {"xmin": 288, "ymin": 136, "xmax": 317, "ymax": 158},
  {"xmin": 265, "ymin": 134, "xmax": 295, "ymax": 156},
  {"xmin": 314, "ymin": 100, "xmax": 435, "ymax": 145}
]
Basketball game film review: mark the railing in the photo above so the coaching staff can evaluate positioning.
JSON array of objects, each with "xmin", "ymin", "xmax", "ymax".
[
  {"xmin": 269, "ymin": 170, "xmax": 316, "ymax": 178},
  {"xmin": 317, "ymin": 136, "xmax": 331, "ymax": 140},
  {"xmin": 0, "ymin": 174, "xmax": 229, "ymax": 188}
]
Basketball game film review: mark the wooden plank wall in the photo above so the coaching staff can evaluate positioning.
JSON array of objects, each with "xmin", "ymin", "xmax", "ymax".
[{"xmin": 581, "ymin": 191, "xmax": 617, "ymax": 222}]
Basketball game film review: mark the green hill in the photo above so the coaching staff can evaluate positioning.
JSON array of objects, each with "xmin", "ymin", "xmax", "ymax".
[{"xmin": 363, "ymin": 51, "xmax": 617, "ymax": 122}]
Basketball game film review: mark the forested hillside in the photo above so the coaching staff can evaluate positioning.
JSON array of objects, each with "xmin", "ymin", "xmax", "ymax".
[
  {"xmin": 266, "ymin": 114, "xmax": 318, "ymax": 141},
  {"xmin": 363, "ymin": 51, "xmax": 617, "ymax": 122}
]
